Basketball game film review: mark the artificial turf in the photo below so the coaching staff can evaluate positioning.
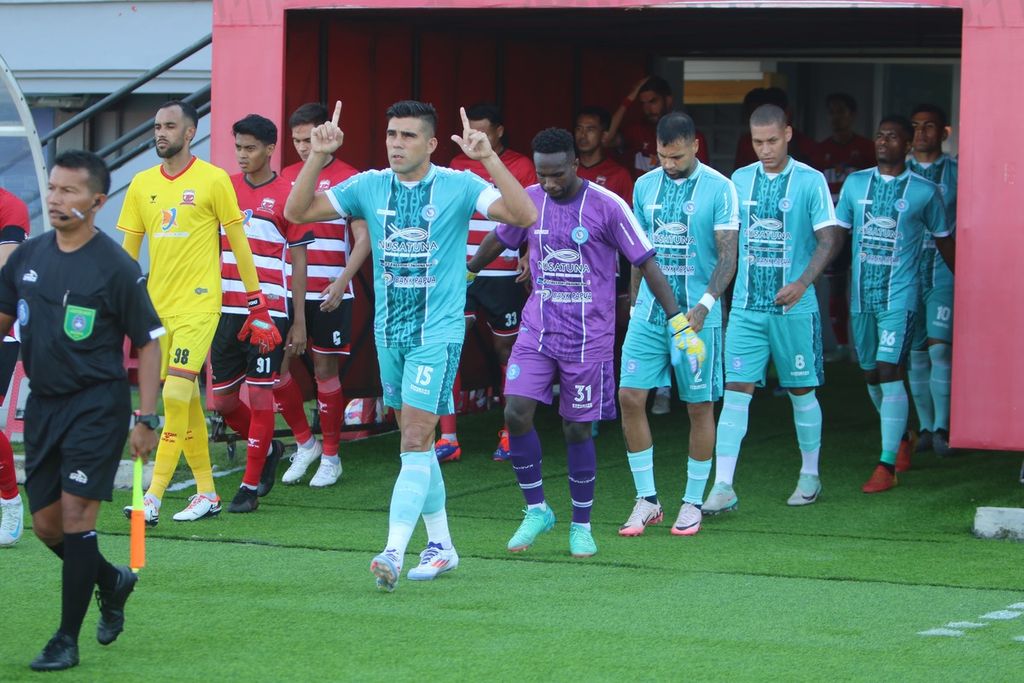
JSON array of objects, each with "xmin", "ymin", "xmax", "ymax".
[{"xmin": 2, "ymin": 362, "xmax": 1023, "ymax": 681}]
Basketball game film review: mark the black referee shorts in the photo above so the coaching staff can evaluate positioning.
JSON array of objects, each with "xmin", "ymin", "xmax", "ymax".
[
  {"xmin": 24, "ymin": 380, "xmax": 131, "ymax": 513},
  {"xmin": 0, "ymin": 341, "xmax": 19, "ymax": 401}
]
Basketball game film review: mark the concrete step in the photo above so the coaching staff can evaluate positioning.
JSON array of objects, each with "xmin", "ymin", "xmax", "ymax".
[{"xmin": 973, "ymin": 506, "xmax": 1024, "ymax": 541}]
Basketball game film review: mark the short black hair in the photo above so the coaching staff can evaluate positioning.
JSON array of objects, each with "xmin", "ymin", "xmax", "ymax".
[
  {"xmin": 749, "ymin": 104, "xmax": 788, "ymax": 129},
  {"xmin": 53, "ymin": 150, "xmax": 110, "ymax": 195},
  {"xmin": 826, "ymin": 92, "xmax": 858, "ymax": 113},
  {"xmin": 656, "ymin": 112, "xmax": 697, "ymax": 146},
  {"xmin": 879, "ymin": 114, "xmax": 914, "ymax": 141},
  {"xmin": 576, "ymin": 106, "xmax": 611, "ymax": 131},
  {"xmin": 232, "ymin": 114, "xmax": 278, "ymax": 146},
  {"xmin": 158, "ymin": 99, "xmax": 199, "ymax": 128},
  {"xmin": 639, "ymin": 76, "xmax": 672, "ymax": 98},
  {"xmin": 385, "ymin": 100, "xmax": 438, "ymax": 135},
  {"xmin": 532, "ymin": 127, "xmax": 575, "ymax": 156},
  {"xmin": 911, "ymin": 103, "xmax": 948, "ymax": 129},
  {"xmin": 465, "ymin": 103, "xmax": 503, "ymax": 127},
  {"xmin": 288, "ymin": 102, "xmax": 329, "ymax": 129}
]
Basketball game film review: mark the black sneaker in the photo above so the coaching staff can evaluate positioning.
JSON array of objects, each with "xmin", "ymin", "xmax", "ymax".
[
  {"xmin": 228, "ymin": 487, "xmax": 259, "ymax": 513},
  {"xmin": 29, "ymin": 631, "xmax": 79, "ymax": 671},
  {"xmin": 95, "ymin": 565, "xmax": 138, "ymax": 645},
  {"xmin": 257, "ymin": 440, "xmax": 284, "ymax": 497}
]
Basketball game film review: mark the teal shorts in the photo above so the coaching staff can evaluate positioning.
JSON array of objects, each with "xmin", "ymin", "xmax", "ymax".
[
  {"xmin": 377, "ymin": 343, "xmax": 463, "ymax": 415},
  {"xmin": 724, "ymin": 308, "xmax": 824, "ymax": 388},
  {"xmin": 851, "ymin": 309, "xmax": 915, "ymax": 371},
  {"xmin": 620, "ymin": 317, "xmax": 723, "ymax": 403},
  {"xmin": 913, "ymin": 285, "xmax": 954, "ymax": 348}
]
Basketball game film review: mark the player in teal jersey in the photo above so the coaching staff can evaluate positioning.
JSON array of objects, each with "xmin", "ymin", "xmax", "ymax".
[
  {"xmin": 907, "ymin": 103, "xmax": 958, "ymax": 456},
  {"xmin": 618, "ymin": 112, "xmax": 739, "ymax": 537},
  {"xmin": 285, "ymin": 101, "xmax": 536, "ymax": 590},
  {"xmin": 705, "ymin": 104, "xmax": 843, "ymax": 515},
  {"xmin": 835, "ymin": 115, "xmax": 953, "ymax": 493}
]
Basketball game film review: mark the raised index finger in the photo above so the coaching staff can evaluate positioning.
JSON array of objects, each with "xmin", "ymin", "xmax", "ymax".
[
  {"xmin": 459, "ymin": 106, "xmax": 470, "ymax": 131},
  {"xmin": 331, "ymin": 100, "xmax": 342, "ymax": 126}
]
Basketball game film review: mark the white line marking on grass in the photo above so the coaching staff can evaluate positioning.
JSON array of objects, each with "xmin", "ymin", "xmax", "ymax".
[
  {"xmin": 166, "ymin": 466, "xmax": 245, "ymax": 492},
  {"xmin": 918, "ymin": 629, "xmax": 964, "ymax": 637},
  {"xmin": 1014, "ymin": 636, "xmax": 1024, "ymax": 643},
  {"xmin": 979, "ymin": 610, "xmax": 1022, "ymax": 620},
  {"xmin": 1008, "ymin": 603, "xmax": 1024, "ymax": 610},
  {"xmin": 946, "ymin": 622, "xmax": 988, "ymax": 629}
]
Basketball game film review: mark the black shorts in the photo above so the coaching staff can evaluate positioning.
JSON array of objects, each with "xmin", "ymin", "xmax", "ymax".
[
  {"xmin": 210, "ymin": 313, "xmax": 289, "ymax": 389},
  {"xmin": 0, "ymin": 341, "xmax": 18, "ymax": 401},
  {"xmin": 464, "ymin": 276, "xmax": 527, "ymax": 336},
  {"xmin": 302, "ymin": 299, "xmax": 353, "ymax": 355},
  {"xmin": 24, "ymin": 380, "xmax": 130, "ymax": 513}
]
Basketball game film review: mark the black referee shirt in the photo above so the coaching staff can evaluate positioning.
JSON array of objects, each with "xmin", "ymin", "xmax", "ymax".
[{"xmin": 0, "ymin": 230, "xmax": 164, "ymax": 397}]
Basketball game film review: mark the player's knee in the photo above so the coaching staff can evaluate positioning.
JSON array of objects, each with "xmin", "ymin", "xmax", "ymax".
[
  {"xmin": 31, "ymin": 515, "xmax": 61, "ymax": 545},
  {"xmin": 686, "ymin": 401, "xmax": 713, "ymax": 421},
  {"xmin": 562, "ymin": 419, "xmax": 592, "ymax": 444},
  {"xmin": 618, "ymin": 387, "xmax": 647, "ymax": 415},
  {"xmin": 312, "ymin": 354, "xmax": 339, "ymax": 382},
  {"xmin": 504, "ymin": 399, "xmax": 532, "ymax": 435},
  {"xmin": 400, "ymin": 424, "xmax": 433, "ymax": 453},
  {"xmin": 209, "ymin": 390, "xmax": 241, "ymax": 415},
  {"xmin": 163, "ymin": 374, "xmax": 194, "ymax": 408}
]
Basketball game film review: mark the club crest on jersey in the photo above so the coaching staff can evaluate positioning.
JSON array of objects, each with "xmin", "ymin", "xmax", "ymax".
[
  {"xmin": 160, "ymin": 208, "xmax": 177, "ymax": 231},
  {"xmin": 571, "ymin": 226, "xmax": 589, "ymax": 245},
  {"xmin": 63, "ymin": 305, "xmax": 95, "ymax": 341},
  {"xmin": 596, "ymin": 175, "xmax": 608, "ymax": 185},
  {"xmin": 420, "ymin": 204, "xmax": 438, "ymax": 222},
  {"xmin": 382, "ymin": 272, "xmax": 394, "ymax": 286},
  {"xmin": 506, "ymin": 364, "xmax": 521, "ymax": 380},
  {"xmin": 625, "ymin": 359, "xmax": 638, "ymax": 374},
  {"xmin": 683, "ymin": 201, "xmax": 697, "ymax": 216},
  {"xmin": 16, "ymin": 299, "xmax": 29, "ymax": 326},
  {"xmin": 181, "ymin": 190, "xmax": 196, "ymax": 206},
  {"xmin": 894, "ymin": 198, "xmax": 909, "ymax": 213},
  {"xmin": 259, "ymin": 197, "xmax": 276, "ymax": 213},
  {"xmin": 778, "ymin": 197, "xmax": 793, "ymax": 213},
  {"xmin": 937, "ymin": 185, "xmax": 947, "ymax": 196},
  {"xmin": 732, "ymin": 356, "xmax": 743, "ymax": 370},
  {"xmin": 317, "ymin": 179, "xmax": 331, "ymax": 191}
]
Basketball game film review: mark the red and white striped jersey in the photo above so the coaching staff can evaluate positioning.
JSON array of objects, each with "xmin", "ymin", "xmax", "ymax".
[
  {"xmin": 224, "ymin": 173, "xmax": 313, "ymax": 318},
  {"xmin": 280, "ymin": 157, "xmax": 360, "ymax": 300},
  {"xmin": 450, "ymin": 148, "xmax": 535, "ymax": 277}
]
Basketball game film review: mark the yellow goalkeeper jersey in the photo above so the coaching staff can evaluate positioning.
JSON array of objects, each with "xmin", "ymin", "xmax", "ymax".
[{"xmin": 117, "ymin": 156, "xmax": 242, "ymax": 316}]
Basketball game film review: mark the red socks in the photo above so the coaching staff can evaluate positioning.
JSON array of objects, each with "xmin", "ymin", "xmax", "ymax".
[
  {"xmin": 317, "ymin": 376, "xmax": 343, "ymax": 457},
  {"xmin": 242, "ymin": 386, "xmax": 275, "ymax": 487},
  {"xmin": 274, "ymin": 372, "xmax": 312, "ymax": 444},
  {"xmin": 0, "ymin": 431, "xmax": 18, "ymax": 499}
]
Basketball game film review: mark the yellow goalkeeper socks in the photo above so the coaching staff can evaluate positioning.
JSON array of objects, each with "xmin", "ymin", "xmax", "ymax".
[
  {"xmin": 147, "ymin": 374, "xmax": 193, "ymax": 500},
  {"xmin": 182, "ymin": 381, "xmax": 216, "ymax": 497}
]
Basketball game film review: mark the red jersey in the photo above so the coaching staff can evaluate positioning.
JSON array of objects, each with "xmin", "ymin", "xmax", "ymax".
[
  {"xmin": 817, "ymin": 134, "xmax": 876, "ymax": 198},
  {"xmin": 280, "ymin": 157, "xmax": 360, "ymax": 300},
  {"xmin": 450, "ymin": 148, "xmax": 535, "ymax": 277},
  {"xmin": 623, "ymin": 122, "xmax": 709, "ymax": 179},
  {"xmin": 577, "ymin": 157, "xmax": 634, "ymax": 206},
  {"xmin": 0, "ymin": 188, "xmax": 28, "ymax": 342},
  {"xmin": 224, "ymin": 174, "xmax": 313, "ymax": 318}
]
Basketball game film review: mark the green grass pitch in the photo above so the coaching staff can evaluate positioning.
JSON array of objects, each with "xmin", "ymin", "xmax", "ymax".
[{"xmin": 2, "ymin": 363, "xmax": 1023, "ymax": 680}]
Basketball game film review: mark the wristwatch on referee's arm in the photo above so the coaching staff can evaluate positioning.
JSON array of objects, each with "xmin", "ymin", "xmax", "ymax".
[{"xmin": 134, "ymin": 412, "xmax": 160, "ymax": 430}]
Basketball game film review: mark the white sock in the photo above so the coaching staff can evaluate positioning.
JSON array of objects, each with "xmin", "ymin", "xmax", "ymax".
[
  {"xmin": 800, "ymin": 449, "xmax": 820, "ymax": 477},
  {"xmin": 144, "ymin": 493, "xmax": 162, "ymax": 509},
  {"xmin": 422, "ymin": 509, "xmax": 452, "ymax": 548},
  {"xmin": 527, "ymin": 501, "xmax": 548, "ymax": 511},
  {"xmin": 441, "ymin": 432, "xmax": 457, "ymax": 442},
  {"xmin": 384, "ymin": 523, "xmax": 415, "ymax": 561},
  {"xmin": 714, "ymin": 455, "xmax": 738, "ymax": 486},
  {"xmin": 200, "ymin": 492, "xmax": 217, "ymax": 500},
  {"xmin": 322, "ymin": 454, "xmax": 340, "ymax": 465},
  {"xmin": 655, "ymin": 386, "xmax": 670, "ymax": 398},
  {"xmin": 299, "ymin": 436, "xmax": 316, "ymax": 451},
  {"xmin": 241, "ymin": 483, "xmax": 257, "ymax": 491},
  {"xmin": 573, "ymin": 522, "xmax": 592, "ymax": 530},
  {"xmin": 1, "ymin": 493, "xmax": 20, "ymax": 505}
]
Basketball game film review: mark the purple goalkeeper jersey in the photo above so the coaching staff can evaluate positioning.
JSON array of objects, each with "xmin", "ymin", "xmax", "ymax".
[{"xmin": 496, "ymin": 180, "xmax": 655, "ymax": 362}]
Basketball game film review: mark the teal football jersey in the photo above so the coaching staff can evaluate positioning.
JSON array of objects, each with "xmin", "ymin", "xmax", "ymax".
[
  {"xmin": 326, "ymin": 164, "xmax": 498, "ymax": 347},
  {"xmin": 907, "ymin": 154, "xmax": 957, "ymax": 290},
  {"xmin": 731, "ymin": 159, "xmax": 836, "ymax": 316},
  {"xmin": 632, "ymin": 161, "xmax": 739, "ymax": 327},
  {"xmin": 836, "ymin": 167, "xmax": 949, "ymax": 313}
]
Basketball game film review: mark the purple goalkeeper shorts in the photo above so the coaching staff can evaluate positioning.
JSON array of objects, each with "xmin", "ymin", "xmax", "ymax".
[{"xmin": 504, "ymin": 342, "xmax": 617, "ymax": 422}]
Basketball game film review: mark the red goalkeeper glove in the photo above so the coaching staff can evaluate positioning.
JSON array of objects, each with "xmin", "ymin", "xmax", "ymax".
[{"xmin": 237, "ymin": 291, "xmax": 281, "ymax": 353}]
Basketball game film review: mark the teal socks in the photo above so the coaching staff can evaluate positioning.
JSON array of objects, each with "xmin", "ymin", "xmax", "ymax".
[
  {"xmin": 789, "ymin": 390, "xmax": 822, "ymax": 476},
  {"xmin": 929, "ymin": 343, "xmax": 952, "ymax": 432},
  {"xmin": 908, "ymin": 349, "xmax": 934, "ymax": 431},
  {"xmin": 627, "ymin": 446, "xmax": 656, "ymax": 498},
  {"xmin": 683, "ymin": 457, "xmax": 712, "ymax": 505},
  {"xmin": 879, "ymin": 381, "xmax": 909, "ymax": 465}
]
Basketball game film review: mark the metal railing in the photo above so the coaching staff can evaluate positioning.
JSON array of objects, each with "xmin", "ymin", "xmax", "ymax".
[{"xmin": 40, "ymin": 33, "xmax": 212, "ymax": 148}]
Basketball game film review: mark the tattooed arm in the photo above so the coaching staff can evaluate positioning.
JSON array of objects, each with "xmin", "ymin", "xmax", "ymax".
[
  {"xmin": 774, "ymin": 226, "xmax": 845, "ymax": 310},
  {"xmin": 686, "ymin": 229, "xmax": 738, "ymax": 332}
]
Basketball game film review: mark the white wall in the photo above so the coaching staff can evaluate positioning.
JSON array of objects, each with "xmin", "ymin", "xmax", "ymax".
[{"xmin": 0, "ymin": 0, "xmax": 211, "ymax": 94}]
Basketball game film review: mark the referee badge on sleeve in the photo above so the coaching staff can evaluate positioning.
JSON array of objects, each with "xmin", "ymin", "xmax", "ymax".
[{"xmin": 64, "ymin": 305, "xmax": 96, "ymax": 341}]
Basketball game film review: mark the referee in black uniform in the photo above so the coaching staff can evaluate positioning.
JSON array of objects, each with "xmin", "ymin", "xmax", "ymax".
[{"xmin": 0, "ymin": 151, "xmax": 164, "ymax": 671}]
